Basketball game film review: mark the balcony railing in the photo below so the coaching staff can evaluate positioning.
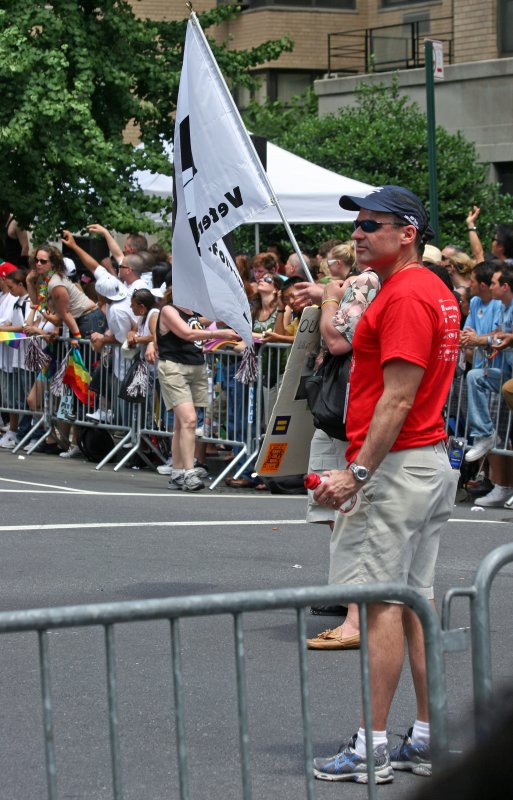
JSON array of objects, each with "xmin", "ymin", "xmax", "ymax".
[{"xmin": 327, "ymin": 17, "xmax": 453, "ymax": 77}]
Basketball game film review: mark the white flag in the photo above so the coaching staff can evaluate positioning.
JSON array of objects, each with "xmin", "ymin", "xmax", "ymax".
[{"xmin": 172, "ymin": 15, "xmax": 275, "ymax": 345}]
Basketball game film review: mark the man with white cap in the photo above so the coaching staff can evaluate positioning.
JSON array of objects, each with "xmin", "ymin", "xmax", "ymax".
[
  {"xmin": 62, "ymin": 231, "xmax": 136, "ymax": 422},
  {"xmin": 311, "ymin": 186, "xmax": 460, "ymax": 784}
]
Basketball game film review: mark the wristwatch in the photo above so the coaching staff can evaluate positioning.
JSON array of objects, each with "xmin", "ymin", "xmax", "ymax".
[{"xmin": 349, "ymin": 463, "xmax": 370, "ymax": 482}]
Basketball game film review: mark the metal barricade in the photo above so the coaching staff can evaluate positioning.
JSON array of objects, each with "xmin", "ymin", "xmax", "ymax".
[
  {"xmin": 0, "ymin": 583, "xmax": 448, "ymax": 800},
  {"xmin": 442, "ymin": 542, "xmax": 513, "ymax": 739},
  {"xmin": 1, "ymin": 339, "xmax": 292, "ymax": 474},
  {"xmin": 7, "ymin": 337, "xmax": 513, "ymax": 472}
]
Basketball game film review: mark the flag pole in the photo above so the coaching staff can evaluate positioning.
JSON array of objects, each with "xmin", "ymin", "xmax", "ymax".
[{"xmin": 187, "ymin": 10, "xmax": 314, "ymax": 283}]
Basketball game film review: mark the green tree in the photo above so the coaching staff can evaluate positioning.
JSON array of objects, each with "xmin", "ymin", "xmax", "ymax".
[
  {"xmin": 241, "ymin": 80, "xmax": 513, "ymax": 255},
  {"xmin": 0, "ymin": 0, "xmax": 292, "ymax": 240}
]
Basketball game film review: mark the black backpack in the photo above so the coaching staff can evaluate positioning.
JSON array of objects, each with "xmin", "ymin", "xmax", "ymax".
[{"xmin": 77, "ymin": 428, "xmax": 116, "ymax": 463}]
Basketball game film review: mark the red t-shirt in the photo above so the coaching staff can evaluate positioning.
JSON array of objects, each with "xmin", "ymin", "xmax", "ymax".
[{"xmin": 345, "ymin": 267, "xmax": 460, "ymax": 464}]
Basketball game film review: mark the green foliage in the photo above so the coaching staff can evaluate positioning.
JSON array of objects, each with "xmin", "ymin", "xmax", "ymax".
[
  {"xmin": 0, "ymin": 0, "xmax": 292, "ymax": 240},
  {"xmin": 241, "ymin": 79, "xmax": 513, "ymax": 254}
]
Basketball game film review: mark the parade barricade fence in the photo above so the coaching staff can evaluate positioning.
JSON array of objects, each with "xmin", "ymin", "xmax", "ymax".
[
  {"xmin": 0, "ymin": 582, "xmax": 448, "ymax": 800},
  {"xmin": 3, "ymin": 337, "xmax": 513, "ymax": 470},
  {"xmin": 442, "ymin": 541, "xmax": 513, "ymax": 740}
]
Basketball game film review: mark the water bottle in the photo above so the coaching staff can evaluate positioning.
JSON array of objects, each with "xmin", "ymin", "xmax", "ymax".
[
  {"xmin": 447, "ymin": 436, "xmax": 466, "ymax": 470},
  {"xmin": 304, "ymin": 473, "xmax": 362, "ymax": 516}
]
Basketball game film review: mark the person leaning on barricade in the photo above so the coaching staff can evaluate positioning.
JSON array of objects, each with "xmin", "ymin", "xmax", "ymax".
[
  {"xmin": 0, "ymin": 269, "xmax": 33, "ymax": 449},
  {"xmin": 459, "ymin": 260, "xmax": 503, "ymax": 367},
  {"xmin": 310, "ymin": 185, "xmax": 459, "ymax": 784},
  {"xmin": 25, "ymin": 243, "xmax": 106, "ymax": 339},
  {"xmin": 464, "ymin": 267, "xmax": 513, "ymax": 508},
  {"xmin": 0, "ymin": 262, "xmax": 17, "ymax": 438},
  {"xmin": 61, "ymin": 231, "xmax": 136, "ymax": 425}
]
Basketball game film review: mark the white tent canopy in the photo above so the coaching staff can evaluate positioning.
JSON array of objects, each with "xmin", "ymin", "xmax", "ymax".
[{"xmin": 135, "ymin": 140, "xmax": 374, "ymax": 225}]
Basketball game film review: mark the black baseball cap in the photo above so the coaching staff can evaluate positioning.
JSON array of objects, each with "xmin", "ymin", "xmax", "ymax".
[{"xmin": 339, "ymin": 185, "xmax": 435, "ymax": 240}]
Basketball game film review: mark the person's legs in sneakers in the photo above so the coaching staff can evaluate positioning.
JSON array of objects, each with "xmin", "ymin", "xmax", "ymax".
[
  {"xmin": 313, "ymin": 732, "xmax": 393, "ymax": 784},
  {"xmin": 465, "ymin": 367, "xmax": 501, "ymax": 461},
  {"xmin": 388, "ymin": 605, "xmax": 433, "ymax": 776},
  {"xmin": 182, "ymin": 470, "xmax": 205, "ymax": 492},
  {"xmin": 475, "ymin": 454, "xmax": 513, "ymax": 507},
  {"xmin": 168, "ymin": 402, "xmax": 198, "ymax": 490}
]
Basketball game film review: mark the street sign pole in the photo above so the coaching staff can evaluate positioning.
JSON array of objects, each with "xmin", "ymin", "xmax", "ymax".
[{"xmin": 425, "ymin": 39, "xmax": 439, "ymax": 244}]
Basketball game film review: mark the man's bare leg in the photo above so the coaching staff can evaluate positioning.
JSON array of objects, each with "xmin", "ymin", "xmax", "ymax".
[
  {"xmin": 360, "ymin": 602, "xmax": 406, "ymax": 730},
  {"xmin": 403, "ymin": 601, "xmax": 434, "ymax": 722}
]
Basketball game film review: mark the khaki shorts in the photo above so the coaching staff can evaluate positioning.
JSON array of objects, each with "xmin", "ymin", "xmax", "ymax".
[
  {"xmin": 158, "ymin": 359, "xmax": 209, "ymax": 410},
  {"xmin": 329, "ymin": 442, "xmax": 458, "ymax": 600},
  {"xmin": 306, "ymin": 429, "xmax": 348, "ymax": 525}
]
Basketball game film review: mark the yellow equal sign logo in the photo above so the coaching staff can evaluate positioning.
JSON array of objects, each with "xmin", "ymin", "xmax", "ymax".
[{"xmin": 272, "ymin": 416, "xmax": 290, "ymax": 435}]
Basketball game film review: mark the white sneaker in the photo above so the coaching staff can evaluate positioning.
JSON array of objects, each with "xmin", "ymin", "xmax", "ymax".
[
  {"xmin": 465, "ymin": 434, "xmax": 497, "ymax": 462},
  {"xmin": 475, "ymin": 485, "xmax": 512, "ymax": 507},
  {"xmin": 0, "ymin": 431, "xmax": 17, "ymax": 449},
  {"xmin": 182, "ymin": 472, "xmax": 205, "ymax": 492},
  {"xmin": 59, "ymin": 445, "xmax": 81, "ymax": 459},
  {"xmin": 86, "ymin": 409, "xmax": 113, "ymax": 424},
  {"xmin": 157, "ymin": 456, "xmax": 173, "ymax": 475},
  {"xmin": 193, "ymin": 461, "xmax": 209, "ymax": 479}
]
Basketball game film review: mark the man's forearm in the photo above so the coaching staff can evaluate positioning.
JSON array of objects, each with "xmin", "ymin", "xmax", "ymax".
[{"xmin": 356, "ymin": 393, "xmax": 413, "ymax": 474}]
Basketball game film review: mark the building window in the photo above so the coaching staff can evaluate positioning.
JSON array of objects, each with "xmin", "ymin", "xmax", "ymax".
[
  {"xmin": 499, "ymin": 0, "xmax": 513, "ymax": 54},
  {"xmin": 495, "ymin": 162, "xmax": 513, "ymax": 198},
  {"xmin": 240, "ymin": 0, "xmax": 356, "ymax": 8},
  {"xmin": 381, "ymin": 0, "xmax": 430, "ymax": 7}
]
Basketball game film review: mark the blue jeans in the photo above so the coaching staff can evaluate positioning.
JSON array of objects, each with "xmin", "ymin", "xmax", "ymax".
[
  {"xmin": 466, "ymin": 367, "xmax": 503, "ymax": 439},
  {"xmin": 77, "ymin": 307, "xmax": 106, "ymax": 337}
]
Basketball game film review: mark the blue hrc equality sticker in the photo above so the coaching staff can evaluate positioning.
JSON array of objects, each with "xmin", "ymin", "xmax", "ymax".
[{"xmin": 272, "ymin": 416, "xmax": 290, "ymax": 436}]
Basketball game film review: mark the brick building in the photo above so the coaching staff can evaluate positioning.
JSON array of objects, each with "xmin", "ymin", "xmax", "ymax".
[
  {"xmin": 131, "ymin": 1, "xmax": 511, "ymax": 102},
  {"xmin": 130, "ymin": 1, "xmax": 513, "ymax": 188}
]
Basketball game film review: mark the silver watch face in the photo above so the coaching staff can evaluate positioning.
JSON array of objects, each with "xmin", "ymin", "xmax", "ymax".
[{"xmin": 351, "ymin": 464, "xmax": 369, "ymax": 481}]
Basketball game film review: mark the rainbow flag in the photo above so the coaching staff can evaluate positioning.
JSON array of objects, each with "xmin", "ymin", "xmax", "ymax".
[
  {"xmin": 0, "ymin": 331, "xmax": 27, "ymax": 348},
  {"xmin": 63, "ymin": 348, "xmax": 94, "ymax": 407}
]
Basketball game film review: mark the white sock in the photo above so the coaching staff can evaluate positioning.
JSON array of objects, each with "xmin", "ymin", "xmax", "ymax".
[
  {"xmin": 355, "ymin": 727, "xmax": 387, "ymax": 757},
  {"xmin": 171, "ymin": 468, "xmax": 184, "ymax": 481},
  {"xmin": 184, "ymin": 468, "xmax": 195, "ymax": 477},
  {"xmin": 411, "ymin": 720, "xmax": 430, "ymax": 746}
]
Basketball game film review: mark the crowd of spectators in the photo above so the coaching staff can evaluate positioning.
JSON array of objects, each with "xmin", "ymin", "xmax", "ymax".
[{"xmin": 1, "ymin": 211, "xmax": 513, "ymax": 502}]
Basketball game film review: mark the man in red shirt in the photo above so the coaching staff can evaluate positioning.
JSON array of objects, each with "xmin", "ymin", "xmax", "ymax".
[{"xmin": 312, "ymin": 185, "xmax": 460, "ymax": 784}]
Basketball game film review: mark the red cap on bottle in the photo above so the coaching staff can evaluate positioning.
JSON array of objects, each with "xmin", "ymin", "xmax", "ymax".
[{"xmin": 304, "ymin": 473, "xmax": 322, "ymax": 490}]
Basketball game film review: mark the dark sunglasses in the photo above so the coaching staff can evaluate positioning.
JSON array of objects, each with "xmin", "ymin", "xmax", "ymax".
[
  {"xmin": 352, "ymin": 220, "xmax": 406, "ymax": 233},
  {"xmin": 259, "ymin": 275, "xmax": 275, "ymax": 284},
  {"xmin": 34, "ymin": 257, "xmax": 50, "ymax": 264}
]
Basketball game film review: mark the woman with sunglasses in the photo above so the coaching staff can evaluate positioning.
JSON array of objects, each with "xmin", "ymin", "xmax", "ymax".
[
  {"xmin": 325, "ymin": 241, "xmax": 357, "ymax": 281},
  {"xmin": 26, "ymin": 245, "xmax": 106, "ymax": 338}
]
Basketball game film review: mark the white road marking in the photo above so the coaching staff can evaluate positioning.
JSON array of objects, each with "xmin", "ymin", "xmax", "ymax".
[
  {"xmin": 0, "ymin": 477, "xmax": 91, "ymax": 493},
  {"xmin": 0, "ymin": 488, "xmax": 304, "ymax": 498},
  {"xmin": 0, "ymin": 517, "xmax": 508, "ymax": 533},
  {"xmin": 0, "ymin": 520, "xmax": 307, "ymax": 532}
]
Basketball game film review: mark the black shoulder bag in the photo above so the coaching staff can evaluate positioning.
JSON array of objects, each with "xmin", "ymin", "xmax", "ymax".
[{"xmin": 304, "ymin": 351, "xmax": 351, "ymax": 441}]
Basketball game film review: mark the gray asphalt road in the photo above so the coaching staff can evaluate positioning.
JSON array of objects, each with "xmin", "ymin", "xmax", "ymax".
[{"xmin": 0, "ymin": 450, "xmax": 512, "ymax": 800}]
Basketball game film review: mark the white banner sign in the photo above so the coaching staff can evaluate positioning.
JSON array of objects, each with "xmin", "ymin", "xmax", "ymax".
[
  {"xmin": 255, "ymin": 307, "xmax": 321, "ymax": 477},
  {"xmin": 172, "ymin": 17, "xmax": 276, "ymax": 344}
]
